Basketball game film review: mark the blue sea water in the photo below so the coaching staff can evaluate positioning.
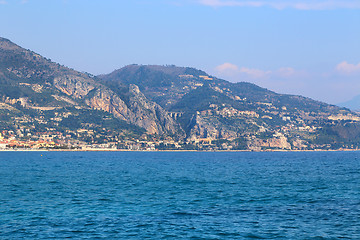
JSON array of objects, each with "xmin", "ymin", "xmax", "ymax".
[{"xmin": 0, "ymin": 151, "xmax": 359, "ymax": 239}]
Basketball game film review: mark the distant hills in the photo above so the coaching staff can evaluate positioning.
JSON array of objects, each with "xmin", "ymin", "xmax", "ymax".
[
  {"xmin": 1, "ymin": 36, "xmax": 360, "ymax": 150},
  {"xmin": 338, "ymin": 95, "xmax": 360, "ymax": 112}
]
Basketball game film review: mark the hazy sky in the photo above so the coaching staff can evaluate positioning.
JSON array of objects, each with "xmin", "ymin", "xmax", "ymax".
[{"xmin": 0, "ymin": 0, "xmax": 359, "ymax": 104}]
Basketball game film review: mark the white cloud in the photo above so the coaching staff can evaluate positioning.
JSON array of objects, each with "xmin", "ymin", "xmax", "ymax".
[
  {"xmin": 215, "ymin": 63, "xmax": 270, "ymax": 79},
  {"xmin": 214, "ymin": 63, "xmax": 298, "ymax": 79},
  {"xmin": 198, "ymin": 0, "xmax": 360, "ymax": 10},
  {"xmin": 0, "ymin": 0, "xmax": 29, "ymax": 4},
  {"xmin": 336, "ymin": 61, "xmax": 360, "ymax": 75},
  {"xmin": 239, "ymin": 67, "xmax": 270, "ymax": 78},
  {"xmin": 276, "ymin": 67, "xmax": 297, "ymax": 78},
  {"xmin": 215, "ymin": 62, "xmax": 239, "ymax": 72},
  {"xmin": 199, "ymin": 0, "xmax": 264, "ymax": 8}
]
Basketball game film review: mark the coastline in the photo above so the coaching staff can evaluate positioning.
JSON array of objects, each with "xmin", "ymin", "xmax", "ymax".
[{"xmin": 0, "ymin": 148, "xmax": 359, "ymax": 152}]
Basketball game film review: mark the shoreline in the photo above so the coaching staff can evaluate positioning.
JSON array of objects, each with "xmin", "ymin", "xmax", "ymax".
[{"xmin": 0, "ymin": 148, "xmax": 359, "ymax": 153}]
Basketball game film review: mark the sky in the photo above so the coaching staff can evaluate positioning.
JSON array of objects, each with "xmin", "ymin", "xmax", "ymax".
[{"xmin": 0, "ymin": 0, "xmax": 359, "ymax": 104}]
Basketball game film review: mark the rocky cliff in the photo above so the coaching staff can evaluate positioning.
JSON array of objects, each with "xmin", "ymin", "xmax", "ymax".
[
  {"xmin": 0, "ymin": 37, "xmax": 185, "ymax": 137},
  {"xmin": 127, "ymin": 84, "xmax": 184, "ymax": 137}
]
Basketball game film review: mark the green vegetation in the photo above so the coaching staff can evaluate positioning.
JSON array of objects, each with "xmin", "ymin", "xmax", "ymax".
[{"xmin": 2, "ymin": 36, "xmax": 360, "ymax": 150}]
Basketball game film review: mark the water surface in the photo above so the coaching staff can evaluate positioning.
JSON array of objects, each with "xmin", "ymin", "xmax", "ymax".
[{"xmin": 0, "ymin": 151, "xmax": 359, "ymax": 239}]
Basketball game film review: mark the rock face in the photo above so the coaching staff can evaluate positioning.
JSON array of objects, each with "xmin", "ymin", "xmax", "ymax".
[
  {"xmin": 0, "ymin": 37, "xmax": 186, "ymax": 138},
  {"xmin": 128, "ymin": 84, "xmax": 184, "ymax": 137},
  {"xmin": 86, "ymin": 87, "xmax": 133, "ymax": 121},
  {"xmin": 53, "ymin": 75, "xmax": 95, "ymax": 99},
  {"xmin": 187, "ymin": 113, "xmax": 238, "ymax": 141},
  {"xmin": 54, "ymin": 78, "xmax": 183, "ymax": 136}
]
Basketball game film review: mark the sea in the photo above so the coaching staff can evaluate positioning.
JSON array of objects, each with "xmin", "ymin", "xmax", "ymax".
[{"xmin": 0, "ymin": 151, "xmax": 359, "ymax": 239}]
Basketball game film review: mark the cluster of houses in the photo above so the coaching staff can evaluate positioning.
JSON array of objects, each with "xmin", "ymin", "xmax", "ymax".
[
  {"xmin": 0, "ymin": 132, "xmax": 58, "ymax": 149},
  {"xmin": 0, "ymin": 128, "xmax": 232, "ymax": 151}
]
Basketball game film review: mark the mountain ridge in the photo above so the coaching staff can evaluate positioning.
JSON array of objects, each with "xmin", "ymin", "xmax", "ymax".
[
  {"xmin": 0, "ymin": 37, "xmax": 182, "ymax": 139},
  {"xmin": 338, "ymin": 95, "xmax": 360, "ymax": 112},
  {"xmin": 1, "ymin": 36, "xmax": 360, "ymax": 150}
]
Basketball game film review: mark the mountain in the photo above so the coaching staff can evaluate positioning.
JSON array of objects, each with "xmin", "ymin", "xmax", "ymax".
[
  {"xmin": 338, "ymin": 95, "xmax": 360, "ymax": 112},
  {"xmin": 1, "ymin": 36, "xmax": 360, "ymax": 150},
  {"xmin": 99, "ymin": 64, "xmax": 360, "ymax": 150},
  {"xmin": 0, "ymin": 37, "xmax": 182, "ymax": 145}
]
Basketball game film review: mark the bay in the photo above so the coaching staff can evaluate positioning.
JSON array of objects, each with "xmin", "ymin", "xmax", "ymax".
[{"xmin": 0, "ymin": 151, "xmax": 359, "ymax": 239}]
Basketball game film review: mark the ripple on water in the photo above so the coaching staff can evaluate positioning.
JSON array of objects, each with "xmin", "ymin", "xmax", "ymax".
[{"xmin": 0, "ymin": 151, "xmax": 359, "ymax": 239}]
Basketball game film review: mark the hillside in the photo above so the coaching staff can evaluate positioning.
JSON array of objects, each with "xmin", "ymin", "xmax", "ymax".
[
  {"xmin": 0, "ymin": 37, "xmax": 183, "ymax": 148},
  {"xmin": 99, "ymin": 65, "xmax": 360, "ymax": 150},
  {"xmin": 1, "ymin": 36, "xmax": 360, "ymax": 150}
]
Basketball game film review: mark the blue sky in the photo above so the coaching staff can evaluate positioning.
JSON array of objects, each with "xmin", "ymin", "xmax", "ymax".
[{"xmin": 0, "ymin": 0, "xmax": 359, "ymax": 104}]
